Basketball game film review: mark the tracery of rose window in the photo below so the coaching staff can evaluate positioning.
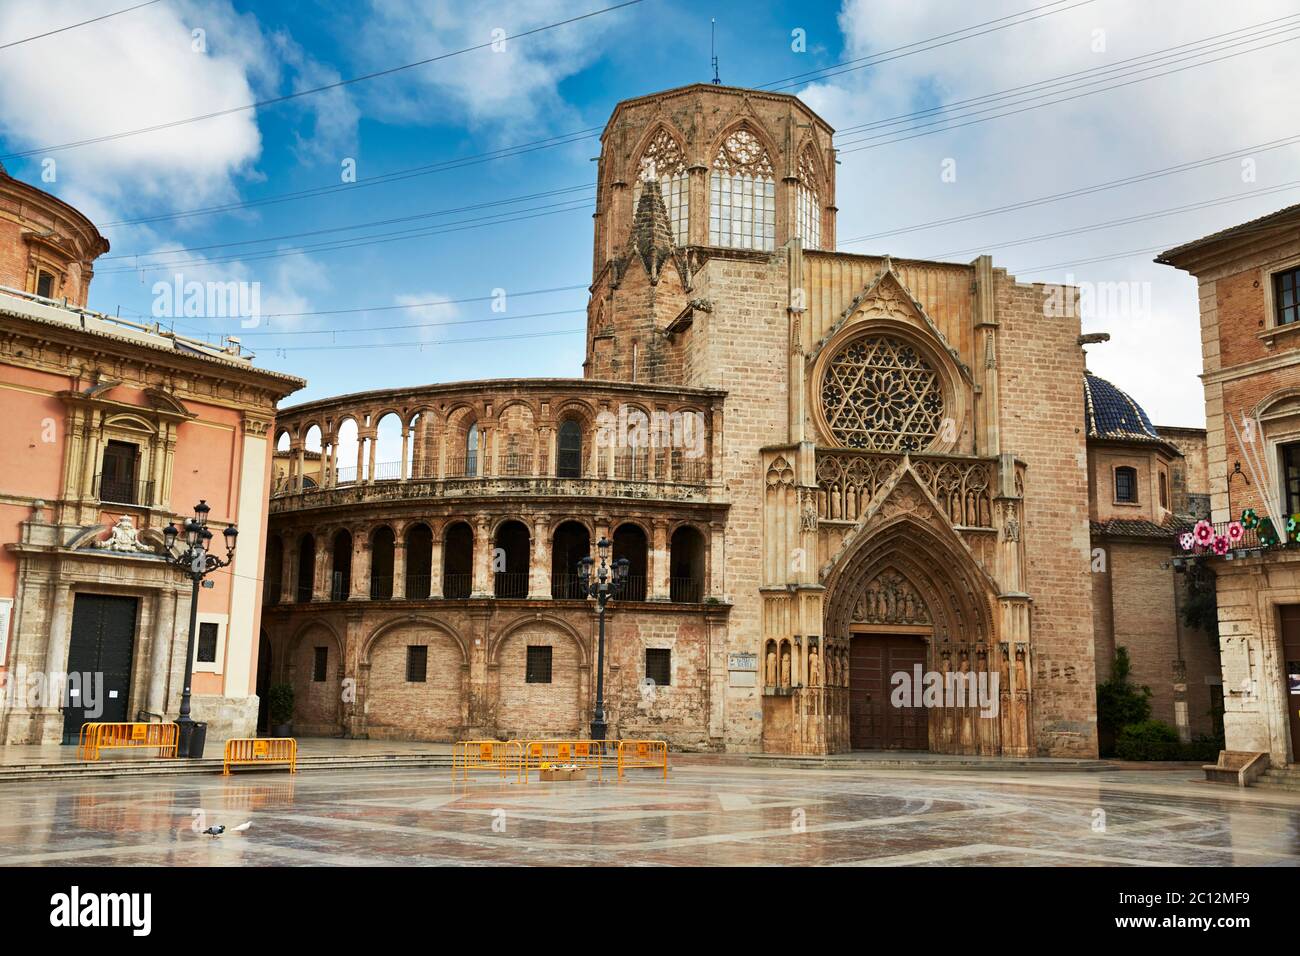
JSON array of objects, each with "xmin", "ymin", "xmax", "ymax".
[
  {"xmin": 633, "ymin": 128, "xmax": 689, "ymax": 245},
  {"xmin": 709, "ymin": 127, "xmax": 775, "ymax": 251},
  {"xmin": 820, "ymin": 335, "xmax": 945, "ymax": 451}
]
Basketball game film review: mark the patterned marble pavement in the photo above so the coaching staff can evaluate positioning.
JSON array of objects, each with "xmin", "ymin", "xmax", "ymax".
[{"xmin": 0, "ymin": 763, "xmax": 1297, "ymax": 866}]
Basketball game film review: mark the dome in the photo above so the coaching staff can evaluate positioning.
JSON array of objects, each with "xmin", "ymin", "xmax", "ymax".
[{"xmin": 1084, "ymin": 373, "xmax": 1160, "ymax": 442}]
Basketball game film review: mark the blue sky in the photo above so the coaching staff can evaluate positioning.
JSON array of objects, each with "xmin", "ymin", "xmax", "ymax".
[{"xmin": 2, "ymin": 0, "xmax": 1298, "ymax": 437}]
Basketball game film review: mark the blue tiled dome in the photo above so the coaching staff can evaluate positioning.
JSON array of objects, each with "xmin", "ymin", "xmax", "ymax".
[{"xmin": 1084, "ymin": 373, "xmax": 1160, "ymax": 441}]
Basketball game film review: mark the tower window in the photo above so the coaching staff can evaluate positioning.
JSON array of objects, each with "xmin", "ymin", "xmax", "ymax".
[
  {"xmin": 709, "ymin": 127, "xmax": 775, "ymax": 252},
  {"xmin": 796, "ymin": 147, "xmax": 821, "ymax": 250},
  {"xmin": 36, "ymin": 270, "xmax": 54, "ymax": 299},
  {"xmin": 633, "ymin": 128, "xmax": 688, "ymax": 245},
  {"xmin": 1114, "ymin": 466, "xmax": 1138, "ymax": 503},
  {"xmin": 1159, "ymin": 471, "xmax": 1169, "ymax": 510}
]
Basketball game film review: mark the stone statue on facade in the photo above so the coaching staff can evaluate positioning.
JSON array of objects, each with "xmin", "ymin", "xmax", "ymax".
[{"xmin": 95, "ymin": 515, "xmax": 154, "ymax": 553}]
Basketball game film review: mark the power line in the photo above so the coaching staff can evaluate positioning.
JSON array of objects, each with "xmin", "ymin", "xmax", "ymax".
[
  {"xmin": 0, "ymin": 0, "xmax": 163, "ymax": 51},
  {"xmin": 97, "ymin": 198, "xmax": 593, "ymax": 275},
  {"xmin": 103, "ymin": 183, "xmax": 594, "ymax": 260},
  {"xmin": 834, "ymin": 14, "xmax": 1300, "ymax": 141},
  {"xmin": 837, "ymin": 31, "xmax": 1300, "ymax": 154},
  {"xmin": 237, "ymin": 308, "xmax": 586, "ymax": 338},
  {"xmin": 838, "ymin": 133, "xmax": 1300, "ymax": 246},
  {"xmin": 0, "ymin": 0, "xmax": 644, "ymax": 160},
  {"xmin": 219, "ymin": 283, "xmax": 588, "ymax": 321},
  {"xmin": 757, "ymin": 0, "xmax": 1097, "ymax": 91},
  {"xmin": 260, "ymin": 327, "xmax": 586, "ymax": 354}
]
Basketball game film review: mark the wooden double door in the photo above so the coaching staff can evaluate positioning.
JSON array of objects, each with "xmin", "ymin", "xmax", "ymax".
[
  {"xmin": 849, "ymin": 633, "xmax": 929, "ymax": 750},
  {"xmin": 61, "ymin": 594, "xmax": 138, "ymax": 744}
]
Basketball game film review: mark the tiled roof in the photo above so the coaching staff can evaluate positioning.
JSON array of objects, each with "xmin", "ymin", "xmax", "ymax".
[
  {"xmin": 1156, "ymin": 202, "xmax": 1300, "ymax": 264},
  {"xmin": 1091, "ymin": 517, "xmax": 1194, "ymax": 539},
  {"xmin": 1084, "ymin": 373, "xmax": 1161, "ymax": 442}
]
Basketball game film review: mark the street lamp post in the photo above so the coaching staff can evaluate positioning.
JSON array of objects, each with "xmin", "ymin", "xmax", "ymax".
[
  {"xmin": 162, "ymin": 500, "xmax": 237, "ymax": 758},
  {"xmin": 578, "ymin": 537, "xmax": 629, "ymax": 742}
]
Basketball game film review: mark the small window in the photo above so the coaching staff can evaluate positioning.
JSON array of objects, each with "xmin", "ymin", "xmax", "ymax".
[
  {"xmin": 1275, "ymin": 266, "xmax": 1300, "ymax": 327},
  {"xmin": 36, "ymin": 271, "xmax": 54, "ymax": 298},
  {"xmin": 1283, "ymin": 443, "xmax": 1300, "ymax": 515},
  {"xmin": 466, "ymin": 423, "xmax": 479, "ymax": 476},
  {"xmin": 406, "ymin": 645, "xmax": 428, "ymax": 683},
  {"xmin": 646, "ymin": 648, "xmax": 672, "ymax": 687},
  {"xmin": 1159, "ymin": 471, "xmax": 1169, "ymax": 510},
  {"xmin": 525, "ymin": 645, "xmax": 552, "ymax": 684},
  {"xmin": 312, "ymin": 646, "xmax": 328, "ymax": 682},
  {"xmin": 557, "ymin": 419, "xmax": 583, "ymax": 478},
  {"xmin": 1114, "ymin": 466, "xmax": 1138, "ymax": 503},
  {"xmin": 197, "ymin": 622, "xmax": 219, "ymax": 663}
]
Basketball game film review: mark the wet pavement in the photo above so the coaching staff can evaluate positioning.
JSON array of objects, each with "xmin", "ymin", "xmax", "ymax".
[{"xmin": 1, "ymin": 762, "xmax": 1298, "ymax": 866}]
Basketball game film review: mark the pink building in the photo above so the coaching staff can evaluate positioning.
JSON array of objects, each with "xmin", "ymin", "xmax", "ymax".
[{"xmin": 0, "ymin": 164, "xmax": 303, "ymax": 745}]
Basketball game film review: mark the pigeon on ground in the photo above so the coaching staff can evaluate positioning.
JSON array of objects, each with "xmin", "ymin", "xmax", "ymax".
[{"xmin": 203, "ymin": 825, "xmax": 225, "ymax": 838}]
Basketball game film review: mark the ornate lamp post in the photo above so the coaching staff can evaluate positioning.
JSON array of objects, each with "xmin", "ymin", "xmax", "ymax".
[
  {"xmin": 163, "ymin": 500, "xmax": 237, "ymax": 758},
  {"xmin": 578, "ymin": 537, "xmax": 629, "ymax": 742}
]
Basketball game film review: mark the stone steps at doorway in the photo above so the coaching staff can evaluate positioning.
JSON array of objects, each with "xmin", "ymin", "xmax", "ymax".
[
  {"xmin": 745, "ymin": 752, "xmax": 1111, "ymax": 772},
  {"xmin": 1253, "ymin": 767, "xmax": 1300, "ymax": 791},
  {"xmin": 0, "ymin": 751, "xmax": 455, "ymax": 783}
]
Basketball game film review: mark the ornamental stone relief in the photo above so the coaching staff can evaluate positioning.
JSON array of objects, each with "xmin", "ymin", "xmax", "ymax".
[
  {"xmin": 820, "ymin": 334, "xmax": 944, "ymax": 451},
  {"xmin": 851, "ymin": 569, "xmax": 932, "ymax": 625}
]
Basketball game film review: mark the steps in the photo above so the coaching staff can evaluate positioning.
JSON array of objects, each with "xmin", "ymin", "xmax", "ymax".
[
  {"xmin": 745, "ymin": 753, "xmax": 1111, "ymax": 771},
  {"xmin": 0, "ymin": 751, "xmax": 455, "ymax": 783},
  {"xmin": 1252, "ymin": 766, "xmax": 1300, "ymax": 791}
]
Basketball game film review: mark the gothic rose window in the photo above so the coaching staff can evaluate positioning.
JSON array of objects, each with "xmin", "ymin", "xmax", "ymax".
[
  {"xmin": 821, "ymin": 335, "xmax": 944, "ymax": 451},
  {"xmin": 633, "ymin": 128, "xmax": 689, "ymax": 245},
  {"xmin": 709, "ymin": 127, "xmax": 775, "ymax": 251}
]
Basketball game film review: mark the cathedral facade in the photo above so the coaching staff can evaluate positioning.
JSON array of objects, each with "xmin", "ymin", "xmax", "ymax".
[{"xmin": 262, "ymin": 83, "xmax": 1101, "ymax": 756}]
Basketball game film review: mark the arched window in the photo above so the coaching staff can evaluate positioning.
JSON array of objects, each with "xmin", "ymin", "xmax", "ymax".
[
  {"xmin": 796, "ymin": 146, "xmax": 821, "ymax": 250},
  {"xmin": 709, "ymin": 127, "xmax": 775, "ymax": 251},
  {"xmin": 633, "ymin": 128, "xmax": 688, "ymax": 245},
  {"xmin": 551, "ymin": 521, "xmax": 590, "ymax": 598},
  {"xmin": 669, "ymin": 525, "xmax": 706, "ymax": 603},
  {"xmin": 296, "ymin": 534, "xmax": 315, "ymax": 603},
  {"xmin": 331, "ymin": 529, "xmax": 353, "ymax": 600},
  {"xmin": 442, "ymin": 522, "xmax": 473, "ymax": 599},
  {"xmin": 557, "ymin": 419, "xmax": 583, "ymax": 478},
  {"xmin": 1114, "ymin": 466, "xmax": 1138, "ymax": 503},
  {"xmin": 370, "ymin": 526, "xmax": 395, "ymax": 599},
  {"xmin": 493, "ymin": 520, "xmax": 530, "ymax": 599},
  {"xmin": 613, "ymin": 523, "xmax": 648, "ymax": 601}
]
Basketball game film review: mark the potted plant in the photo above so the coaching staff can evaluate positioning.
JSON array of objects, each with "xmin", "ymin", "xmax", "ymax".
[{"xmin": 267, "ymin": 683, "xmax": 295, "ymax": 737}]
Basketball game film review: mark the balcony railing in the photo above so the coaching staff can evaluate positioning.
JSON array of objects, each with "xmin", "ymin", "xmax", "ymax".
[
  {"xmin": 1173, "ymin": 517, "xmax": 1290, "ymax": 560},
  {"xmin": 95, "ymin": 474, "xmax": 155, "ymax": 507},
  {"xmin": 552, "ymin": 573, "xmax": 585, "ymax": 599},
  {"xmin": 406, "ymin": 573, "xmax": 432, "ymax": 600},
  {"xmin": 494, "ymin": 571, "xmax": 529, "ymax": 599},
  {"xmin": 442, "ymin": 572, "xmax": 472, "ymax": 600},
  {"xmin": 329, "ymin": 571, "xmax": 350, "ymax": 602},
  {"xmin": 370, "ymin": 575, "xmax": 393, "ymax": 600},
  {"xmin": 669, "ymin": 576, "xmax": 703, "ymax": 603}
]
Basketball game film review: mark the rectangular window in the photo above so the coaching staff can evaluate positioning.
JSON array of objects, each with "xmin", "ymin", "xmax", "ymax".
[
  {"xmin": 1276, "ymin": 266, "xmax": 1300, "ymax": 327},
  {"xmin": 197, "ymin": 622, "xmax": 219, "ymax": 664},
  {"xmin": 100, "ymin": 440, "xmax": 139, "ymax": 503},
  {"xmin": 1159, "ymin": 471, "xmax": 1169, "ymax": 510},
  {"xmin": 312, "ymin": 646, "xmax": 328, "ymax": 682},
  {"xmin": 406, "ymin": 645, "xmax": 428, "ymax": 683},
  {"xmin": 525, "ymin": 645, "xmax": 552, "ymax": 684},
  {"xmin": 1284, "ymin": 443, "xmax": 1300, "ymax": 516},
  {"xmin": 646, "ymin": 648, "xmax": 672, "ymax": 687},
  {"xmin": 1114, "ymin": 466, "xmax": 1137, "ymax": 503},
  {"xmin": 36, "ymin": 271, "xmax": 54, "ymax": 298}
]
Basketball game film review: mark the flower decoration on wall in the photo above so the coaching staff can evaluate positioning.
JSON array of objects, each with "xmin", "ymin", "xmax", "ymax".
[
  {"xmin": 1227, "ymin": 521, "xmax": 1244, "ymax": 543},
  {"xmin": 1212, "ymin": 534, "xmax": 1229, "ymax": 556},
  {"xmin": 1258, "ymin": 517, "xmax": 1280, "ymax": 547},
  {"xmin": 1193, "ymin": 519, "xmax": 1214, "ymax": 546},
  {"xmin": 1241, "ymin": 508, "xmax": 1259, "ymax": 529},
  {"xmin": 1179, "ymin": 531, "xmax": 1196, "ymax": 551},
  {"xmin": 1290, "ymin": 514, "xmax": 1300, "ymax": 543}
]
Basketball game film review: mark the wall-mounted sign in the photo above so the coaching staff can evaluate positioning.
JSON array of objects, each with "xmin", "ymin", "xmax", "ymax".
[{"xmin": 728, "ymin": 652, "xmax": 758, "ymax": 671}]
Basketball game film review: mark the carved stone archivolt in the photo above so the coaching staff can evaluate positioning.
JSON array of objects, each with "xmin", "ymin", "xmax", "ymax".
[{"xmin": 850, "ymin": 569, "xmax": 931, "ymax": 625}]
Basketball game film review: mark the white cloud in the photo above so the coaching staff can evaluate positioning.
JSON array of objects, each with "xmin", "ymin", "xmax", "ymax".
[{"xmin": 801, "ymin": 0, "xmax": 1300, "ymax": 426}]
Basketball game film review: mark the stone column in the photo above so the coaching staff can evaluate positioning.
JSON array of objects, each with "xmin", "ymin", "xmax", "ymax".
[
  {"xmin": 530, "ymin": 516, "xmax": 551, "ymax": 599},
  {"xmin": 391, "ymin": 539, "xmax": 407, "ymax": 600},
  {"xmin": 354, "ymin": 439, "xmax": 364, "ymax": 483},
  {"xmin": 472, "ymin": 514, "xmax": 492, "ymax": 598},
  {"xmin": 366, "ymin": 433, "xmax": 377, "ymax": 484},
  {"xmin": 708, "ymin": 521, "xmax": 726, "ymax": 599},
  {"xmin": 295, "ymin": 446, "xmax": 306, "ymax": 491},
  {"xmin": 400, "ymin": 427, "xmax": 411, "ymax": 479},
  {"xmin": 146, "ymin": 590, "xmax": 175, "ymax": 716},
  {"xmin": 281, "ymin": 537, "xmax": 297, "ymax": 604},
  {"xmin": 43, "ymin": 583, "xmax": 72, "ymax": 690},
  {"xmin": 429, "ymin": 524, "xmax": 445, "ymax": 599},
  {"xmin": 350, "ymin": 532, "xmax": 369, "ymax": 600},
  {"xmin": 650, "ymin": 519, "xmax": 670, "ymax": 601}
]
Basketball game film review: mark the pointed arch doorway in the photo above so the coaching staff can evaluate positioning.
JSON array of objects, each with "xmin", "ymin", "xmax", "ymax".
[{"xmin": 849, "ymin": 626, "xmax": 930, "ymax": 751}]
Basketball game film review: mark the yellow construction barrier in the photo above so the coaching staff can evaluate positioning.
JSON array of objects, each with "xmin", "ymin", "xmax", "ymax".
[
  {"xmin": 78, "ymin": 722, "xmax": 178, "ymax": 761},
  {"xmin": 521, "ymin": 739, "xmax": 611, "ymax": 781},
  {"xmin": 223, "ymin": 738, "xmax": 297, "ymax": 775},
  {"xmin": 617, "ymin": 739, "xmax": 668, "ymax": 779},
  {"xmin": 452, "ymin": 739, "xmax": 524, "ymax": 783}
]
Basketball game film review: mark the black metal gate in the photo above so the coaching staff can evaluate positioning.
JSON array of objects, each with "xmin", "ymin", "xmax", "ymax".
[{"xmin": 61, "ymin": 594, "xmax": 138, "ymax": 744}]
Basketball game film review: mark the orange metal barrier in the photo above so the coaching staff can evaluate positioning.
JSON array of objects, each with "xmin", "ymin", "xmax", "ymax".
[
  {"xmin": 453, "ymin": 740, "xmax": 524, "ymax": 783},
  {"xmin": 617, "ymin": 739, "xmax": 668, "ymax": 779},
  {"xmin": 223, "ymin": 738, "xmax": 298, "ymax": 775},
  {"xmin": 521, "ymin": 739, "xmax": 611, "ymax": 781},
  {"xmin": 78, "ymin": 722, "xmax": 178, "ymax": 761}
]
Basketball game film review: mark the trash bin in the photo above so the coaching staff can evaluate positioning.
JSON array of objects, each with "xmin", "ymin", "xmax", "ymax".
[{"xmin": 176, "ymin": 721, "xmax": 208, "ymax": 758}]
